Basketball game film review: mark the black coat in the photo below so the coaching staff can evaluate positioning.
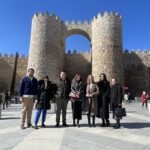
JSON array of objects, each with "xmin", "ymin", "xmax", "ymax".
[
  {"xmin": 36, "ymin": 80, "xmax": 53, "ymax": 110},
  {"xmin": 59, "ymin": 78, "xmax": 71, "ymax": 99},
  {"xmin": 110, "ymin": 83, "xmax": 123, "ymax": 110},
  {"xmin": 97, "ymin": 80, "xmax": 110, "ymax": 119}
]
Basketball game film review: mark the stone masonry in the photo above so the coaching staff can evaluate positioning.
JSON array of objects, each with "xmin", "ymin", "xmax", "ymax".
[{"xmin": 0, "ymin": 12, "xmax": 150, "ymax": 96}]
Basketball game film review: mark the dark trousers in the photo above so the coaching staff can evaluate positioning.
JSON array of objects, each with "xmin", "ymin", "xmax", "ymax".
[
  {"xmin": 142, "ymin": 101, "xmax": 148, "ymax": 108},
  {"xmin": 34, "ymin": 109, "xmax": 47, "ymax": 126},
  {"xmin": 56, "ymin": 98, "xmax": 68, "ymax": 123},
  {"xmin": 71, "ymin": 100, "xmax": 82, "ymax": 120}
]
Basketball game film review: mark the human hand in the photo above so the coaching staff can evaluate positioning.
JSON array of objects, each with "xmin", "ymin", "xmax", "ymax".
[
  {"xmin": 35, "ymin": 100, "xmax": 38, "ymax": 104},
  {"xmin": 20, "ymin": 97, "xmax": 23, "ymax": 103},
  {"xmin": 86, "ymin": 94, "xmax": 89, "ymax": 97}
]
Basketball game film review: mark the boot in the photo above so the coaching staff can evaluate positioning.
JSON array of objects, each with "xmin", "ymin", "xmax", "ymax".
[
  {"xmin": 73, "ymin": 119, "xmax": 76, "ymax": 126},
  {"xmin": 87, "ymin": 115, "xmax": 91, "ymax": 127},
  {"xmin": 106, "ymin": 119, "xmax": 110, "ymax": 127},
  {"xmin": 77, "ymin": 119, "xmax": 80, "ymax": 128},
  {"xmin": 101, "ymin": 119, "xmax": 106, "ymax": 127},
  {"xmin": 92, "ymin": 116, "xmax": 96, "ymax": 127},
  {"xmin": 55, "ymin": 122, "xmax": 59, "ymax": 127},
  {"xmin": 113, "ymin": 119, "xmax": 120, "ymax": 129}
]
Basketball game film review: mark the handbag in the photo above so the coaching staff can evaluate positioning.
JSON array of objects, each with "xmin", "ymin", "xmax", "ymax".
[
  {"xmin": 69, "ymin": 92, "xmax": 80, "ymax": 99},
  {"xmin": 115, "ymin": 107, "xmax": 127, "ymax": 118}
]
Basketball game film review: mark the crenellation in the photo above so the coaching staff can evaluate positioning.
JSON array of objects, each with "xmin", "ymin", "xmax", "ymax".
[
  {"xmin": 77, "ymin": 20, "xmax": 82, "ymax": 25},
  {"xmin": 1, "ymin": 11, "xmax": 150, "ymax": 96}
]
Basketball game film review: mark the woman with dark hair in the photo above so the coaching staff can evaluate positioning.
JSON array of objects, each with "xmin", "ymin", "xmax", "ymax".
[
  {"xmin": 86, "ymin": 75, "xmax": 99, "ymax": 127},
  {"xmin": 71, "ymin": 74, "xmax": 84, "ymax": 127},
  {"xmin": 34, "ymin": 76, "xmax": 52, "ymax": 129},
  {"xmin": 97, "ymin": 73, "xmax": 110, "ymax": 127}
]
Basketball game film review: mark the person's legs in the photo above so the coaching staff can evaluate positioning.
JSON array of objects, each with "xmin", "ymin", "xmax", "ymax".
[
  {"xmin": 145, "ymin": 101, "xmax": 148, "ymax": 108},
  {"xmin": 62, "ymin": 99, "xmax": 68, "ymax": 126},
  {"xmin": 2, "ymin": 100, "xmax": 5, "ymax": 109},
  {"xmin": 114, "ymin": 118, "xmax": 120, "ymax": 129},
  {"xmin": 34, "ymin": 109, "xmax": 42, "ymax": 128},
  {"xmin": 56, "ymin": 98, "xmax": 62, "ymax": 127},
  {"xmin": 27, "ymin": 98, "xmax": 34, "ymax": 127},
  {"xmin": 87, "ymin": 115, "xmax": 91, "ymax": 127},
  {"xmin": 142, "ymin": 102, "xmax": 144, "ymax": 107},
  {"xmin": 72, "ymin": 101, "xmax": 76, "ymax": 126},
  {"xmin": 106, "ymin": 118, "xmax": 110, "ymax": 127},
  {"xmin": 92, "ymin": 116, "xmax": 96, "ymax": 127},
  {"xmin": 101, "ymin": 118, "xmax": 105, "ymax": 127},
  {"xmin": 77, "ymin": 119, "xmax": 80, "ymax": 127},
  {"xmin": 21, "ymin": 98, "xmax": 28, "ymax": 129},
  {"xmin": 42, "ymin": 109, "xmax": 47, "ymax": 126}
]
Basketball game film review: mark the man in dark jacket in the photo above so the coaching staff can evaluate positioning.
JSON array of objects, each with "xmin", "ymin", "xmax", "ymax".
[
  {"xmin": 55, "ymin": 71, "xmax": 71, "ymax": 127},
  {"xmin": 110, "ymin": 78, "xmax": 123, "ymax": 129},
  {"xmin": 19, "ymin": 68, "xmax": 38, "ymax": 129}
]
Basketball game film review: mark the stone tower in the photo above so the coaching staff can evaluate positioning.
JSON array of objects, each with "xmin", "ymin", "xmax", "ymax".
[
  {"xmin": 28, "ymin": 11, "xmax": 124, "ymax": 84},
  {"xmin": 28, "ymin": 13, "xmax": 66, "ymax": 83},
  {"xmin": 92, "ymin": 12, "xmax": 124, "ymax": 84}
]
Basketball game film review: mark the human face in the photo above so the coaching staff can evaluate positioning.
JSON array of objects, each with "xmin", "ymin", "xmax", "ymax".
[
  {"xmin": 111, "ymin": 79, "xmax": 117, "ymax": 85},
  {"xmin": 60, "ymin": 72, "xmax": 66, "ymax": 80},
  {"xmin": 77, "ymin": 75, "xmax": 81, "ymax": 81},
  {"xmin": 44, "ymin": 78, "xmax": 48, "ymax": 83},
  {"xmin": 89, "ymin": 75, "xmax": 94, "ymax": 83},
  {"xmin": 28, "ymin": 69, "xmax": 34, "ymax": 77},
  {"xmin": 143, "ymin": 91, "xmax": 146, "ymax": 95},
  {"xmin": 100, "ymin": 74, "xmax": 105, "ymax": 80}
]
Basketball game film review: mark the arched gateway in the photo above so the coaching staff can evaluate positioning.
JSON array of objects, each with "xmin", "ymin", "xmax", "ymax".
[{"xmin": 28, "ymin": 12, "xmax": 124, "ymax": 84}]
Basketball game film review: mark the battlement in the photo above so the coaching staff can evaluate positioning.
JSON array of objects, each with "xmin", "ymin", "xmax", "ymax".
[
  {"xmin": 66, "ymin": 50, "xmax": 91, "ymax": 55},
  {"xmin": 32, "ymin": 12, "xmax": 63, "ymax": 23},
  {"xmin": 65, "ymin": 20, "xmax": 91, "ymax": 26},
  {"xmin": 0, "ymin": 53, "xmax": 28, "ymax": 60},
  {"xmin": 123, "ymin": 49, "xmax": 150, "ymax": 55},
  {"xmin": 93, "ymin": 11, "xmax": 122, "ymax": 21}
]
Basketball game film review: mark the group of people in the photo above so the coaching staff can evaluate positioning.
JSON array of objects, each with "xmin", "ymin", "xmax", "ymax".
[
  {"xmin": 19, "ymin": 68, "xmax": 124, "ymax": 130},
  {"xmin": 0, "ymin": 90, "xmax": 12, "ymax": 109}
]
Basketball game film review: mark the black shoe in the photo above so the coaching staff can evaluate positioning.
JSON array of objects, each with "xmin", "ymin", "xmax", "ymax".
[
  {"xmin": 77, "ymin": 123, "xmax": 80, "ymax": 128},
  {"xmin": 113, "ymin": 124, "xmax": 120, "ymax": 129},
  {"xmin": 41, "ymin": 124, "xmax": 46, "ymax": 128},
  {"xmin": 55, "ymin": 123, "xmax": 59, "ymax": 127},
  {"xmin": 106, "ymin": 121, "xmax": 110, "ymax": 127},
  {"xmin": 92, "ymin": 124, "xmax": 96, "ymax": 127},
  {"xmin": 73, "ymin": 123, "xmax": 76, "ymax": 127},
  {"xmin": 62, "ymin": 123, "xmax": 68, "ymax": 127},
  {"xmin": 101, "ymin": 123, "xmax": 106, "ymax": 127},
  {"xmin": 27, "ymin": 124, "xmax": 33, "ymax": 128},
  {"xmin": 88, "ymin": 124, "xmax": 92, "ymax": 127}
]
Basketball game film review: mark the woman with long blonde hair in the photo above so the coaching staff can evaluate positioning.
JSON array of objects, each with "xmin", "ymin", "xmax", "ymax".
[{"xmin": 86, "ymin": 75, "xmax": 99, "ymax": 127}]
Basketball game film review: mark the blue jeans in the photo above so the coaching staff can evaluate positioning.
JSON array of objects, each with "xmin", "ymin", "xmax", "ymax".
[{"xmin": 34, "ymin": 109, "xmax": 47, "ymax": 126}]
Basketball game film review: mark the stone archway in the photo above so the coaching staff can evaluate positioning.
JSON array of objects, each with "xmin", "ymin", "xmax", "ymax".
[
  {"xmin": 64, "ymin": 21, "xmax": 92, "ymax": 42},
  {"xmin": 63, "ymin": 24, "xmax": 92, "ymax": 83}
]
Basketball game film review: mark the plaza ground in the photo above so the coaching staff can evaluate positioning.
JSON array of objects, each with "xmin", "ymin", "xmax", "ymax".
[{"xmin": 0, "ymin": 101, "xmax": 150, "ymax": 150}]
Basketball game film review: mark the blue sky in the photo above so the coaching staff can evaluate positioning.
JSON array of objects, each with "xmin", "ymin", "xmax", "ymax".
[{"xmin": 0, "ymin": 0, "xmax": 150, "ymax": 56}]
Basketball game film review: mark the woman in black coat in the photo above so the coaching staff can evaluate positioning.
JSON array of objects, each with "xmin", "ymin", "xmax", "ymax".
[
  {"xmin": 97, "ymin": 73, "xmax": 110, "ymax": 127},
  {"xmin": 71, "ymin": 74, "xmax": 84, "ymax": 127},
  {"xmin": 34, "ymin": 76, "xmax": 52, "ymax": 129},
  {"xmin": 110, "ymin": 78, "xmax": 123, "ymax": 129}
]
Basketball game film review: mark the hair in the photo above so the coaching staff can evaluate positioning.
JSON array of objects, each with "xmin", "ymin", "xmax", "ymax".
[
  {"xmin": 28, "ymin": 68, "xmax": 34, "ymax": 73},
  {"xmin": 87, "ymin": 74, "xmax": 95, "ymax": 84},
  {"xmin": 43, "ymin": 76, "xmax": 49, "ymax": 81},
  {"xmin": 73, "ymin": 74, "xmax": 79, "ymax": 80},
  {"xmin": 99, "ymin": 73, "xmax": 107, "ymax": 81},
  {"xmin": 112, "ymin": 77, "xmax": 117, "ymax": 82}
]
